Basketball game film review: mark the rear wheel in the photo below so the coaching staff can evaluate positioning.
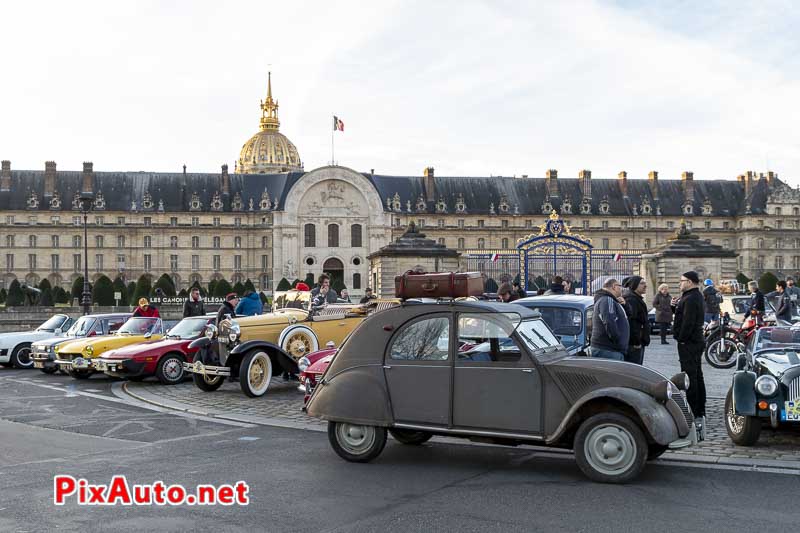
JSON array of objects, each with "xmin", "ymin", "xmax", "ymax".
[
  {"xmin": 193, "ymin": 371, "xmax": 223, "ymax": 392},
  {"xmin": 574, "ymin": 412, "xmax": 648, "ymax": 483},
  {"xmin": 328, "ymin": 421, "xmax": 387, "ymax": 463},
  {"xmin": 239, "ymin": 350, "xmax": 272, "ymax": 398},
  {"xmin": 389, "ymin": 428, "xmax": 432, "ymax": 445},
  {"xmin": 156, "ymin": 353, "xmax": 185, "ymax": 385},
  {"xmin": 11, "ymin": 344, "xmax": 33, "ymax": 369},
  {"xmin": 724, "ymin": 388, "xmax": 761, "ymax": 446}
]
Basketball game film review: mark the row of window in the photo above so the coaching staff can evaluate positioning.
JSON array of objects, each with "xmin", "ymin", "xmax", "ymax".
[
  {"xmin": 742, "ymin": 256, "xmax": 800, "ymax": 271},
  {"xmin": 3, "ymin": 235, "xmax": 272, "ymax": 250},
  {"xmin": 4, "ymin": 254, "xmax": 272, "ymax": 273},
  {"xmin": 3, "ymin": 215, "xmax": 271, "ymax": 227},
  {"xmin": 303, "ymin": 224, "xmax": 362, "ymax": 248}
]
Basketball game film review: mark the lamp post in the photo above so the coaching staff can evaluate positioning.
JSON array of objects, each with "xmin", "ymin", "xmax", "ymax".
[{"xmin": 79, "ymin": 192, "xmax": 95, "ymax": 315}]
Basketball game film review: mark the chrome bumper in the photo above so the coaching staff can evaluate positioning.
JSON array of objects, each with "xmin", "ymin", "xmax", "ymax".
[
  {"xmin": 183, "ymin": 361, "xmax": 231, "ymax": 377},
  {"xmin": 54, "ymin": 357, "xmax": 94, "ymax": 370}
]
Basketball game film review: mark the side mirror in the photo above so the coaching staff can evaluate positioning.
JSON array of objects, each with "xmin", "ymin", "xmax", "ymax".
[
  {"xmin": 144, "ymin": 332, "xmax": 152, "ymax": 339},
  {"xmin": 55, "ymin": 328, "xmax": 63, "ymax": 336}
]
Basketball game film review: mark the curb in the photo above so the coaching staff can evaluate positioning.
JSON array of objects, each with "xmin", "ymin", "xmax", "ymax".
[{"xmin": 119, "ymin": 383, "xmax": 800, "ymax": 474}]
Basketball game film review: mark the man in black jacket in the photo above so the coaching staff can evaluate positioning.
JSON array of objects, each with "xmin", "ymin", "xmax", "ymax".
[
  {"xmin": 766, "ymin": 280, "xmax": 793, "ymax": 322},
  {"xmin": 622, "ymin": 276, "xmax": 650, "ymax": 365},
  {"xmin": 746, "ymin": 281, "xmax": 766, "ymax": 323},
  {"xmin": 672, "ymin": 270, "xmax": 707, "ymax": 440},
  {"xmin": 183, "ymin": 287, "xmax": 206, "ymax": 317},
  {"xmin": 216, "ymin": 293, "xmax": 239, "ymax": 327}
]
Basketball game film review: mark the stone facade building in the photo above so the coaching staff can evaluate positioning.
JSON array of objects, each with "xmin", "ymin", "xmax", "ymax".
[{"xmin": 1, "ymin": 76, "xmax": 799, "ymax": 296}]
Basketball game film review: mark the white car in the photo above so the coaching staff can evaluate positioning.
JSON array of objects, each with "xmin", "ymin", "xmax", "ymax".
[{"xmin": 0, "ymin": 314, "xmax": 74, "ymax": 369}]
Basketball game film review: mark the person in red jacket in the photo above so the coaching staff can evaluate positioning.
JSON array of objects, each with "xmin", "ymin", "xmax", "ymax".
[{"xmin": 133, "ymin": 298, "xmax": 160, "ymax": 318}]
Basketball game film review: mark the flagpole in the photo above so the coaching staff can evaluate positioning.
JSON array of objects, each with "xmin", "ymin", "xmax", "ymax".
[{"xmin": 331, "ymin": 114, "xmax": 335, "ymax": 166}]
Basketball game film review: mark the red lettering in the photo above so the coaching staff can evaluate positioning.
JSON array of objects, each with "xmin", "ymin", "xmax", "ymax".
[
  {"xmin": 166, "ymin": 485, "xmax": 185, "ymax": 505},
  {"xmin": 106, "ymin": 476, "xmax": 131, "ymax": 505},
  {"xmin": 197, "ymin": 485, "xmax": 215, "ymax": 505},
  {"xmin": 235, "ymin": 482, "xmax": 249, "ymax": 505},
  {"xmin": 152, "ymin": 481, "xmax": 166, "ymax": 505},
  {"xmin": 133, "ymin": 485, "xmax": 151, "ymax": 505},
  {"xmin": 218, "ymin": 485, "xmax": 234, "ymax": 505},
  {"xmin": 78, "ymin": 479, "xmax": 87, "ymax": 503},
  {"xmin": 87, "ymin": 485, "xmax": 105, "ymax": 504},
  {"xmin": 54, "ymin": 476, "xmax": 76, "ymax": 505}
]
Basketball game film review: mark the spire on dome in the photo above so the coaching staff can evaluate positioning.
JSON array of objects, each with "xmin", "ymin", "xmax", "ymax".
[{"xmin": 259, "ymin": 71, "xmax": 280, "ymax": 131}]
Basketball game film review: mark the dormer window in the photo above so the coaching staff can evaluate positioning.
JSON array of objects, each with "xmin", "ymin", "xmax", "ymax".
[
  {"xmin": 561, "ymin": 198, "xmax": 572, "ymax": 214},
  {"xmin": 391, "ymin": 192, "xmax": 401, "ymax": 212},
  {"xmin": 190, "ymin": 192, "xmax": 202, "ymax": 211},
  {"xmin": 701, "ymin": 200, "xmax": 712, "ymax": 216},
  {"xmin": 27, "ymin": 191, "xmax": 39, "ymax": 210},
  {"xmin": 599, "ymin": 198, "xmax": 610, "ymax": 215},
  {"xmin": 416, "ymin": 195, "xmax": 426, "ymax": 212},
  {"xmin": 683, "ymin": 203, "xmax": 693, "ymax": 216},
  {"xmin": 49, "ymin": 192, "xmax": 61, "ymax": 210},
  {"xmin": 580, "ymin": 199, "xmax": 592, "ymax": 214},
  {"xmin": 498, "ymin": 195, "xmax": 509, "ymax": 213},
  {"xmin": 210, "ymin": 191, "xmax": 224, "ymax": 211},
  {"xmin": 232, "ymin": 192, "xmax": 244, "ymax": 212},
  {"xmin": 142, "ymin": 191, "xmax": 154, "ymax": 210},
  {"xmin": 541, "ymin": 201, "xmax": 553, "ymax": 214},
  {"xmin": 455, "ymin": 193, "xmax": 466, "ymax": 213},
  {"xmin": 435, "ymin": 199, "xmax": 447, "ymax": 213},
  {"xmin": 260, "ymin": 189, "xmax": 271, "ymax": 211},
  {"xmin": 93, "ymin": 192, "xmax": 106, "ymax": 210}
]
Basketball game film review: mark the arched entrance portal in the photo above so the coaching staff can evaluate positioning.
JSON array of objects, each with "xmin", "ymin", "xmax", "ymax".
[{"xmin": 323, "ymin": 258, "xmax": 345, "ymax": 290}]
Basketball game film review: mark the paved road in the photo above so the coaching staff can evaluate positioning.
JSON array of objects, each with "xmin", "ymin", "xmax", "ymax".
[{"xmin": 1, "ymin": 368, "xmax": 800, "ymax": 532}]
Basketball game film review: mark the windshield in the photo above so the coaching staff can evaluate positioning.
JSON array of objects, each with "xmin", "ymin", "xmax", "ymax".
[
  {"xmin": 754, "ymin": 328, "xmax": 800, "ymax": 352},
  {"xmin": 117, "ymin": 317, "xmax": 161, "ymax": 335},
  {"xmin": 166, "ymin": 317, "xmax": 207, "ymax": 339},
  {"xmin": 37, "ymin": 315, "xmax": 66, "ymax": 331},
  {"xmin": 272, "ymin": 290, "xmax": 310, "ymax": 311},
  {"xmin": 67, "ymin": 317, "xmax": 96, "ymax": 336},
  {"xmin": 515, "ymin": 318, "xmax": 561, "ymax": 352},
  {"xmin": 529, "ymin": 306, "xmax": 582, "ymax": 348}
]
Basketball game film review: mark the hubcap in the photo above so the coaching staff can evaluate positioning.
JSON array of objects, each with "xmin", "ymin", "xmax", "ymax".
[
  {"xmin": 336, "ymin": 423, "xmax": 376, "ymax": 455},
  {"xmin": 287, "ymin": 334, "xmax": 311, "ymax": 358},
  {"xmin": 248, "ymin": 355, "xmax": 270, "ymax": 391},
  {"xmin": 163, "ymin": 358, "xmax": 182, "ymax": 380},
  {"xmin": 17, "ymin": 347, "xmax": 32, "ymax": 367},
  {"xmin": 584, "ymin": 424, "xmax": 637, "ymax": 476}
]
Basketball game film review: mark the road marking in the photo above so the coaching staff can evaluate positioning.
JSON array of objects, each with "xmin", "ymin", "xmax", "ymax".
[
  {"xmin": 238, "ymin": 436, "xmax": 260, "ymax": 441},
  {"xmin": 84, "ymin": 389, "xmax": 102, "ymax": 393}
]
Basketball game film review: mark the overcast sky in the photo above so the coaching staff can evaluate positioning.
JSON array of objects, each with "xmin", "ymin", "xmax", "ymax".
[{"xmin": 2, "ymin": 1, "xmax": 798, "ymax": 185}]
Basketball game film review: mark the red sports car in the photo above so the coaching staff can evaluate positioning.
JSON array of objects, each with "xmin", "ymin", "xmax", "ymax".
[
  {"xmin": 298, "ymin": 346, "xmax": 337, "ymax": 404},
  {"xmin": 95, "ymin": 315, "xmax": 215, "ymax": 385}
]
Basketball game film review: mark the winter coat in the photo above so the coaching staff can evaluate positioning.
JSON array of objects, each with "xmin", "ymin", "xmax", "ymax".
[
  {"xmin": 652, "ymin": 292, "xmax": 673, "ymax": 323},
  {"xmin": 623, "ymin": 288, "xmax": 650, "ymax": 347},
  {"xmin": 703, "ymin": 286, "xmax": 722, "ymax": 315},
  {"xmin": 766, "ymin": 290, "xmax": 793, "ymax": 321},
  {"xmin": 748, "ymin": 289, "xmax": 766, "ymax": 314},
  {"xmin": 183, "ymin": 297, "xmax": 206, "ymax": 318},
  {"xmin": 235, "ymin": 292, "xmax": 262, "ymax": 316},
  {"xmin": 591, "ymin": 289, "xmax": 630, "ymax": 353},
  {"xmin": 216, "ymin": 301, "xmax": 237, "ymax": 327},
  {"xmin": 311, "ymin": 287, "xmax": 339, "ymax": 305},
  {"xmin": 133, "ymin": 306, "xmax": 160, "ymax": 318},
  {"xmin": 544, "ymin": 283, "xmax": 565, "ymax": 296},
  {"xmin": 673, "ymin": 287, "xmax": 704, "ymax": 343}
]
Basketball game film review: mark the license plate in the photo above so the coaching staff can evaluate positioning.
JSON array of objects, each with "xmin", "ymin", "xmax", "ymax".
[
  {"xmin": 33, "ymin": 362, "xmax": 43, "ymax": 368},
  {"xmin": 95, "ymin": 361, "xmax": 107, "ymax": 371},
  {"xmin": 782, "ymin": 401, "xmax": 800, "ymax": 421}
]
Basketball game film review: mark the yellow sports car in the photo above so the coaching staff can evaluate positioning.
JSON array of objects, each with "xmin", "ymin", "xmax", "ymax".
[
  {"xmin": 185, "ymin": 289, "xmax": 399, "ymax": 397},
  {"xmin": 54, "ymin": 317, "xmax": 166, "ymax": 379}
]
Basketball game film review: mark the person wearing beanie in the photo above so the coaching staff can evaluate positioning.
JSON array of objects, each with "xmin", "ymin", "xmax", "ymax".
[
  {"xmin": 621, "ymin": 275, "xmax": 649, "ymax": 364},
  {"xmin": 672, "ymin": 270, "xmax": 707, "ymax": 440},
  {"xmin": 702, "ymin": 278, "xmax": 722, "ymax": 323},
  {"xmin": 216, "ymin": 292, "xmax": 239, "ymax": 327}
]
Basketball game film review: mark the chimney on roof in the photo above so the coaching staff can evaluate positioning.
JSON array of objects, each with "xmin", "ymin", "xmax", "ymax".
[
  {"xmin": 183, "ymin": 164, "xmax": 187, "ymax": 175},
  {"xmin": 370, "ymin": 168, "xmax": 374, "ymax": 176},
  {"xmin": 743, "ymin": 170, "xmax": 755, "ymax": 198},
  {"xmin": 82, "ymin": 162, "xmax": 94, "ymax": 193},
  {"xmin": 1, "ymin": 160, "xmax": 10, "ymax": 192},
  {"xmin": 579, "ymin": 169, "xmax": 591, "ymax": 199},
  {"xmin": 618, "ymin": 171, "xmax": 628, "ymax": 198},
  {"xmin": 767, "ymin": 171, "xmax": 776, "ymax": 184},
  {"xmin": 423, "ymin": 166, "xmax": 435, "ymax": 203},
  {"xmin": 681, "ymin": 171, "xmax": 694, "ymax": 205},
  {"xmin": 648, "ymin": 171, "xmax": 659, "ymax": 199},
  {"xmin": 545, "ymin": 169, "xmax": 559, "ymax": 197},
  {"xmin": 44, "ymin": 161, "xmax": 56, "ymax": 198},
  {"xmin": 221, "ymin": 164, "xmax": 230, "ymax": 196}
]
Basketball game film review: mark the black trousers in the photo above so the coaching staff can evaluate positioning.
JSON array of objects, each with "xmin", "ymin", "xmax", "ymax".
[
  {"xmin": 677, "ymin": 341, "xmax": 706, "ymax": 417},
  {"xmin": 659, "ymin": 323, "xmax": 670, "ymax": 343}
]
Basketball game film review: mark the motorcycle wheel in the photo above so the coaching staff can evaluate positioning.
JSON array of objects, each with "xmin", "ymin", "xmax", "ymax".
[{"xmin": 704, "ymin": 338, "xmax": 739, "ymax": 369}]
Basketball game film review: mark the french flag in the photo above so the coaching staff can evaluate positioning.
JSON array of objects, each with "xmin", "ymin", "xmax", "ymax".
[
  {"xmin": 490, "ymin": 253, "xmax": 500, "ymax": 263},
  {"xmin": 613, "ymin": 253, "xmax": 622, "ymax": 262}
]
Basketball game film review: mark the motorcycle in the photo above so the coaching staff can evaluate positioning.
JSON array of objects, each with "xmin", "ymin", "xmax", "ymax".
[{"xmin": 703, "ymin": 311, "xmax": 761, "ymax": 369}]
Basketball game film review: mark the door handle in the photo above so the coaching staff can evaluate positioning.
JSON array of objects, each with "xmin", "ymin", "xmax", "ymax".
[
  {"xmin": 521, "ymin": 369, "xmax": 533, "ymax": 373},
  {"xmin": 383, "ymin": 365, "xmax": 392, "ymax": 369}
]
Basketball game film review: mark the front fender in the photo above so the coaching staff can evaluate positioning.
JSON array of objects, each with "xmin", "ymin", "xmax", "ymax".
[
  {"xmin": 547, "ymin": 387, "xmax": 679, "ymax": 446},
  {"xmin": 732, "ymin": 370, "xmax": 757, "ymax": 416},
  {"xmin": 188, "ymin": 337, "xmax": 212, "ymax": 350},
  {"xmin": 231, "ymin": 340, "xmax": 299, "ymax": 374}
]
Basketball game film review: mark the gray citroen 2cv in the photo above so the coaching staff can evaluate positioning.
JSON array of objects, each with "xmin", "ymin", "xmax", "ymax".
[{"xmin": 306, "ymin": 300, "xmax": 697, "ymax": 483}]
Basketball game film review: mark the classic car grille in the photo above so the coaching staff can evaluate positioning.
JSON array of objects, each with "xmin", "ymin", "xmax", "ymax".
[
  {"xmin": 554, "ymin": 371, "xmax": 599, "ymax": 401},
  {"xmin": 789, "ymin": 376, "xmax": 800, "ymax": 403},
  {"xmin": 672, "ymin": 390, "xmax": 694, "ymax": 427}
]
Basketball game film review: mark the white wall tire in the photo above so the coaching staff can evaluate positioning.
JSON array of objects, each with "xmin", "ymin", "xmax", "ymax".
[
  {"xmin": 240, "ymin": 350, "xmax": 273, "ymax": 398},
  {"xmin": 279, "ymin": 326, "xmax": 319, "ymax": 360}
]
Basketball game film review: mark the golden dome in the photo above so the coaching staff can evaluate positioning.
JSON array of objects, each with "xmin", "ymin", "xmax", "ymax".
[{"xmin": 237, "ymin": 73, "xmax": 303, "ymax": 174}]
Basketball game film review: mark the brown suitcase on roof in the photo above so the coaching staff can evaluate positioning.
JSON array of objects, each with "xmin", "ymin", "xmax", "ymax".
[{"xmin": 394, "ymin": 271, "xmax": 484, "ymax": 299}]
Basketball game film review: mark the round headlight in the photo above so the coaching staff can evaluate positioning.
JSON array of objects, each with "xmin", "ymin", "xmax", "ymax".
[
  {"xmin": 755, "ymin": 375, "xmax": 779, "ymax": 397},
  {"xmin": 230, "ymin": 321, "xmax": 241, "ymax": 336},
  {"xmin": 85, "ymin": 345, "xmax": 93, "ymax": 356},
  {"xmin": 670, "ymin": 372, "xmax": 690, "ymax": 391},
  {"xmin": 205, "ymin": 324, "xmax": 218, "ymax": 339},
  {"xmin": 653, "ymin": 380, "xmax": 673, "ymax": 403},
  {"xmin": 298, "ymin": 356, "xmax": 311, "ymax": 372}
]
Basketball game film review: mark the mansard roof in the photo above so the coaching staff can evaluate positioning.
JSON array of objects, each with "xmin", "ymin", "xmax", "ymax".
[{"xmin": 0, "ymin": 166, "xmax": 776, "ymax": 216}]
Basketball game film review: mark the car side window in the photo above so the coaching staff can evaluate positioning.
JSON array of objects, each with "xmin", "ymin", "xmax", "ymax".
[
  {"xmin": 389, "ymin": 317, "xmax": 450, "ymax": 361},
  {"xmin": 457, "ymin": 313, "xmax": 522, "ymax": 363}
]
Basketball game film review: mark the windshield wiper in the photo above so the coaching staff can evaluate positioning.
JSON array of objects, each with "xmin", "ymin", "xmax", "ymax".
[{"xmin": 518, "ymin": 330, "xmax": 546, "ymax": 350}]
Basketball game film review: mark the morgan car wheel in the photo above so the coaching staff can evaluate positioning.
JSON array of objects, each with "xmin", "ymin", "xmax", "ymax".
[
  {"xmin": 193, "ymin": 371, "xmax": 223, "ymax": 392},
  {"xmin": 724, "ymin": 388, "xmax": 761, "ymax": 446},
  {"xmin": 240, "ymin": 350, "xmax": 272, "ymax": 398},
  {"xmin": 156, "ymin": 354, "xmax": 185, "ymax": 385},
  {"xmin": 389, "ymin": 428, "xmax": 433, "ymax": 445},
  {"xmin": 11, "ymin": 344, "xmax": 34, "ymax": 369},
  {"xmin": 328, "ymin": 421, "xmax": 387, "ymax": 463},
  {"xmin": 574, "ymin": 413, "xmax": 648, "ymax": 484}
]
